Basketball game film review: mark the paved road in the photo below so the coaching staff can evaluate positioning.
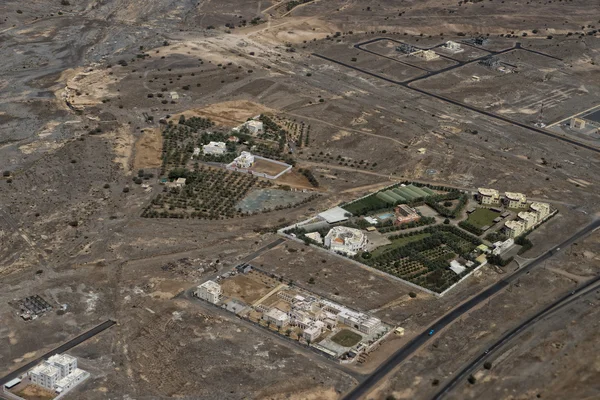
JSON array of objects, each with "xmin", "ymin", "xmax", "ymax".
[
  {"xmin": 432, "ymin": 273, "xmax": 600, "ymax": 400},
  {"xmin": 342, "ymin": 219, "xmax": 600, "ymax": 400},
  {"xmin": 312, "ymin": 51, "xmax": 600, "ymax": 154},
  {"xmin": 239, "ymin": 237, "xmax": 285, "ymax": 263},
  {"xmin": 0, "ymin": 320, "xmax": 116, "ymax": 387}
]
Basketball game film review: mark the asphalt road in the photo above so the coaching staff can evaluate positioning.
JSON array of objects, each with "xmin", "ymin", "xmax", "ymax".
[
  {"xmin": 239, "ymin": 237, "xmax": 285, "ymax": 263},
  {"xmin": 342, "ymin": 219, "xmax": 600, "ymax": 400},
  {"xmin": 313, "ymin": 46, "xmax": 600, "ymax": 154},
  {"xmin": 0, "ymin": 320, "xmax": 116, "ymax": 387},
  {"xmin": 432, "ymin": 273, "xmax": 600, "ymax": 400}
]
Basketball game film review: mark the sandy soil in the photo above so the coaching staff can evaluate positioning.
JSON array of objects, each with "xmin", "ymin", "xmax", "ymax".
[
  {"xmin": 274, "ymin": 169, "xmax": 318, "ymax": 190},
  {"xmin": 251, "ymin": 158, "xmax": 290, "ymax": 176},
  {"xmin": 178, "ymin": 100, "xmax": 274, "ymax": 127},
  {"xmin": 133, "ymin": 128, "xmax": 163, "ymax": 170}
]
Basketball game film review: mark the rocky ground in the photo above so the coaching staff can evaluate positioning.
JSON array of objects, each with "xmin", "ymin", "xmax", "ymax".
[{"xmin": 1, "ymin": 0, "xmax": 599, "ymax": 399}]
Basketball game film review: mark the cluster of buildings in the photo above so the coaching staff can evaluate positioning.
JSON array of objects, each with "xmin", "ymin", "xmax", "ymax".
[
  {"xmin": 262, "ymin": 290, "xmax": 382, "ymax": 343},
  {"xmin": 323, "ymin": 226, "xmax": 367, "ymax": 256},
  {"xmin": 504, "ymin": 202, "xmax": 551, "ymax": 238},
  {"xmin": 27, "ymin": 354, "xmax": 89, "ymax": 395},
  {"xmin": 477, "ymin": 188, "xmax": 528, "ymax": 208},
  {"xmin": 477, "ymin": 188, "xmax": 551, "ymax": 238}
]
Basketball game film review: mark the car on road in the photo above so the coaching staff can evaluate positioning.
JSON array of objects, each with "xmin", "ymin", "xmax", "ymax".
[{"xmin": 428, "ymin": 329, "xmax": 435, "ymax": 336}]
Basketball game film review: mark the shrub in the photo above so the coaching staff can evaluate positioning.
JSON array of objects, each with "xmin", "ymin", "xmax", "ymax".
[
  {"xmin": 483, "ymin": 361, "xmax": 492, "ymax": 370},
  {"xmin": 409, "ymin": 292, "xmax": 417, "ymax": 298},
  {"xmin": 467, "ymin": 375, "xmax": 476, "ymax": 384}
]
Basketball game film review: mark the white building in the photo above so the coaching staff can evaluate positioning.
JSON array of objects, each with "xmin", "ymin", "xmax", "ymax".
[
  {"xmin": 443, "ymin": 41, "xmax": 463, "ymax": 52},
  {"xmin": 303, "ymin": 320, "xmax": 324, "ymax": 342},
  {"xmin": 29, "ymin": 354, "xmax": 88, "ymax": 394},
  {"xmin": 55, "ymin": 368, "xmax": 89, "ymax": 394},
  {"xmin": 305, "ymin": 232, "xmax": 323, "ymax": 244},
  {"xmin": 245, "ymin": 120, "xmax": 264, "ymax": 135},
  {"xmin": 29, "ymin": 363, "xmax": 61, "ymax": 390},
  {"xmin": 175, "ymin": 178, "xmax": 186, "ymax": 187},
  {"xmin": 337, "ymin": 309, "xmax": 381, "ymax": 335},
  {"xmin": 233, "ymin": 151, "xmax": 255, "ymax": 169},
  {"xmin": 203, "ymin": 141, "xmax": 227, "ymax": 155},
  {"xmin": 492, "ymin": 238, "xmax": 515, "ymax": 255},
  {"xmin": 449, "ymin": 260, "xmax": 466, "ymax": 275},
  {"xmin": 195, "ymin": 280, "xmax": 222, "ymax": 304},
  {"xmin": 264, "ymin": 307, "xmax": 289, "ymax": 328},
  {"xmin": 47, "ymin": 354, "xmax": 77, "ymax": 379},
  {"xmin": 192, "ymin": 147, "xmax": 201, "ymax": 157},
  {"xmin": 324, "ymin": 226, "xmax": 367, "ymax": 256}
]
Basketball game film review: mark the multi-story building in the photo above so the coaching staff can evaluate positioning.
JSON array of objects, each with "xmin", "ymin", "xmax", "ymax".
[
  {"xmin": 47, "ymin": 354, "xmax": 77, "ymax": 379},
  {"xmin": 477, "ymin": 188, "xmax": 500, "ymax": 205},
  {"xmin": 303, "ymin": 321, "xmax": 324, "ymax": 342},
  {"xmin": 233, "ymin": 151, "xmax": 255, "ymax": 169},
  {"xmin": 29, "ymin": 363, "xmax": 61, "ymax": 390},
  {"xmin": 29, "ymin": 354, "xmax": 89, "ymax": 394},
  {"xmin": 504, "ymin": 192, "xmax": 527, "ymax": 208},
  {"xmin": 394, "ymin": 204, "xmax": 421, "ymax": 226},
  {"xmin": 203, "ymin": 141, "xmax": 227, "ymax": 155},
  {"xmin": 530, "ymin": 202, "xmax": 550, "ymax": 220},
  {"xmin": 194, "ymin": 280, "xmax": 222, "ymax": 304},
  {"xmin": 518, "ymin": 211, "xmax": 538, "ymax": 230},
  {"xmin": 504, "ymin": 220, "xmax": 526, "ymax": 238},
  {"xmin": 324, "ymin": 226, "xmax": 367, "ymax": 256},
  {"xmin": 263, "ymin": 307, "xmax": 289, "ymax": 328}
]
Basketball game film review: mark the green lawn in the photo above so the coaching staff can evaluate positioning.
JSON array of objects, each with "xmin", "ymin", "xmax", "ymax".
[
  {"xmin": 466, "ymin": 208, "xmax": 500, "ymax": 228},
  {"xmin": 330, "ymin": 329, "xmax": 363, "ymax": 347},
  {"xmin": 371, "ymin": 233, "xmax": 431, "ymax": 257}
]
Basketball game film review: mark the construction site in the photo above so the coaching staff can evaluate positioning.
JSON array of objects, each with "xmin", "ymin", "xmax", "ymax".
[{"xmin": 192, "ymin": 265, "xmax": 393, "ymax": 363}]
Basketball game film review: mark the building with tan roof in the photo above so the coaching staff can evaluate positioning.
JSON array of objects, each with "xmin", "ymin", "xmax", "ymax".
[
  {"xmin": 504, "ymin": 192, "xmax": 527, "ymax": 208},
  {"xmin": 504, "ymin": 219, "xmax": 526, "ymax": 238},
  {"xmin": 518, "ymin": 211, "xmax": 538, "ymax": 230},
  {"xmin": 530, "ymin": 202, "xmax": 550, "ymax": 220},
  {"xmin": 478, "ymin": 188, "xmax": 500, "ymax": 205}
]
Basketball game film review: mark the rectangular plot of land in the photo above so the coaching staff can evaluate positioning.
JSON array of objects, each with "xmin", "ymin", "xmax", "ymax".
[
  {"xmin": 362, "ymin": 39, "xmax": 459, "ymax": 71},
  {"xmin": 411, "ymin": 48, "xmax": 600, "ymax": 124},
  {"xmin": 319, "ymin": 45, "xmax": 426, "ymax": 82},
  {"xmin": 250, "ymin": 158, "xmax": 290, "ymax": 176}
]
